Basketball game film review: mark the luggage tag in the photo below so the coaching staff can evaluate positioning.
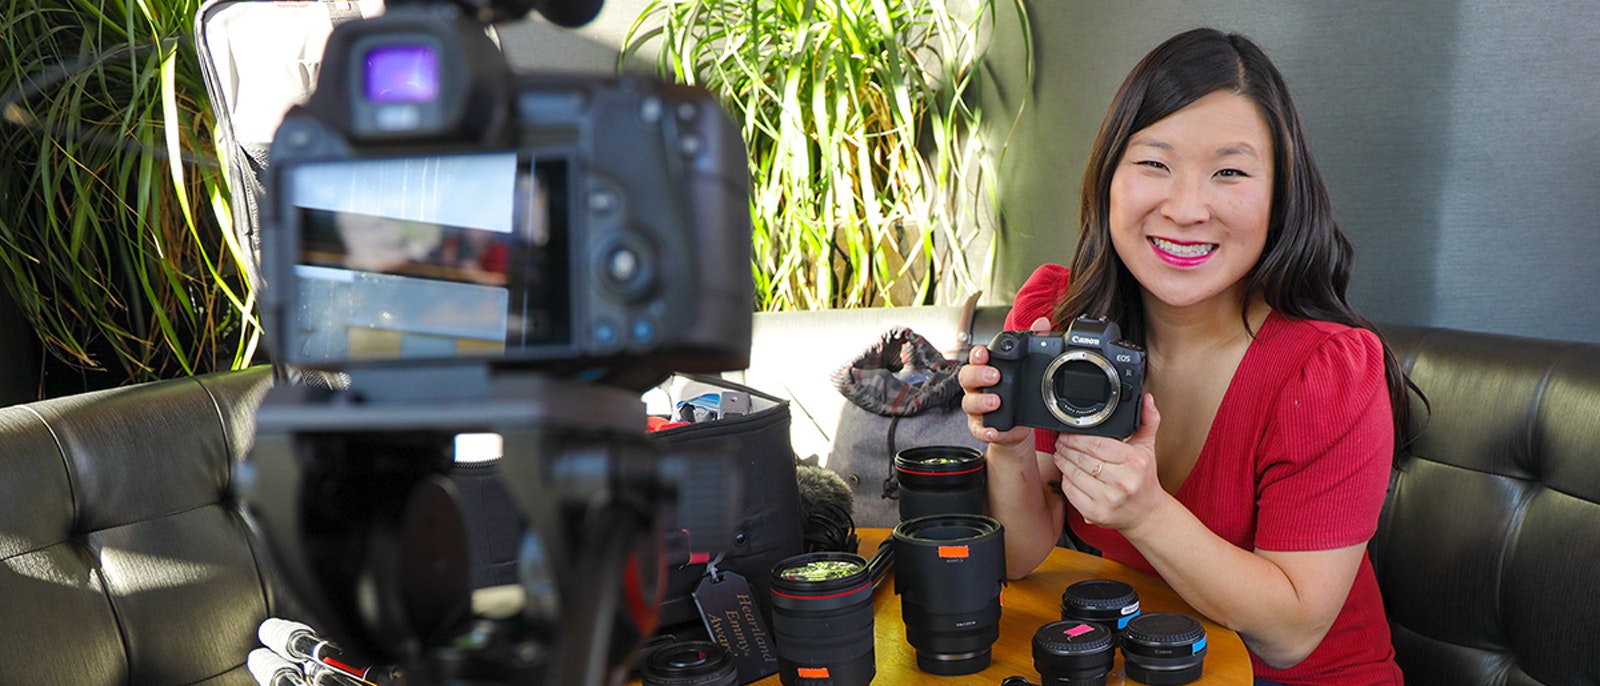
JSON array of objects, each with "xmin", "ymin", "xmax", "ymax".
[{"xmin": 693, "ymin": 554, "xmax": 779, "ymax": 683}]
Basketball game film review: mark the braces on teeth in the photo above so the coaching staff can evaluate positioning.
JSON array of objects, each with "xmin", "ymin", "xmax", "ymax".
[{"xmin": 1151, "ymin": 237, "xmax": 1216, "ymax": 258}]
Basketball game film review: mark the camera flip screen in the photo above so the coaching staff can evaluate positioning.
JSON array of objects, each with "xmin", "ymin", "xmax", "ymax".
[
  {"xmin": 364, "ymin": 44, "xmax": 440, "ymax": 104},
  {"xmin": 286, "ymin": 152, "xmax": 569, "ymax": 364}
]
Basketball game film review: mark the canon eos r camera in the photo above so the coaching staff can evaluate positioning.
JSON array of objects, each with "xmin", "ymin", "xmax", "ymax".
[
  {"xmin": 982, "ymin": 317, "xmax": 1146, "ymax": 439},
  {"xmin": 260, "ymin": 7, "xmax": 752, "ymax": 375}
]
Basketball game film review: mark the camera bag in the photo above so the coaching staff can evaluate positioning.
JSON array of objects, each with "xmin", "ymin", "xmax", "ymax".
[
  {"xmin": 828, "ymin": 327, "xmax": 987, "ymax": 527},
  {"xmin": 647, "ymin": 375, "xmax": 804, "ymax": 630},
  {"xmin": 445, "ymin": 373, "xmax": 803, "ymax": 631}
]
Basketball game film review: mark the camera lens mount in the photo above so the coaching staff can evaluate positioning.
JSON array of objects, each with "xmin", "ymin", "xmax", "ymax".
[{"xmin": 1040, "ymin": 350, "xmax": 1121, "ymax": 429}]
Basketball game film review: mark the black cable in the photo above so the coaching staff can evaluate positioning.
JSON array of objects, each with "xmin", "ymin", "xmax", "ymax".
[
  {"xmin": 801, "ymin": 499, "xmax": 858, "ymax": 553},
  {"xmin": 865, "ymin": 536, "xmax": 894, "ymax": 591}
]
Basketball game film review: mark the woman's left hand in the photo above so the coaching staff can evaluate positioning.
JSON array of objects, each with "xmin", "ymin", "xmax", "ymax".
[{"xmin": 1054, "ymin": 393, "xmax": 1170, "ymax": 532}]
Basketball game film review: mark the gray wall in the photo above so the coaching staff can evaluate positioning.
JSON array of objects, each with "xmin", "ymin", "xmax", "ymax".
[
  {"xmin": 982, "ymin": 1, "xmax": 1600, "ymax": 343},
  {"xmin": 502, "ymin": 1, "xmax": 1600, "ymax": 344}
]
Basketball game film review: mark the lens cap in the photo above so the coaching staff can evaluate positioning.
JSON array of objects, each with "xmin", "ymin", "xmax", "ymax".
[
  {"xmin": 1033, "ymin": 620, "xmax": 1114, "ymax": 686},
  {"xmin": 1060, "ymin": 579, "xmax": 1140, "ymax": 634},
  {"xmin": 1122, "ymin": 612, "xmax": 1207, "ymax": 686},
  {"xmin": 640, "ymin": 640, "xmax": 738, "ymax": 686}
]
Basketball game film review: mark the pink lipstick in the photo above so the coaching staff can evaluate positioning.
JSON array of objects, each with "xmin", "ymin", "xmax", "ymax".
[{"xmin": 1148, "ymin": 236, "xmax": 1217, "ymax": 268}]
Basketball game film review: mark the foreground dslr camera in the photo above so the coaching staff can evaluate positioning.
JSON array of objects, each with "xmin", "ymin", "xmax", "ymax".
[
  {"xmin": 262, "ymin": 7, "xmax": 751, "ymax": 376},
  {"xmin": 241, "ymin": 2, "xmax": 752, "ymax": 685},
  {"xmin": 982, "ymin": 317, "xmax": 1146, "ymax": 439}
]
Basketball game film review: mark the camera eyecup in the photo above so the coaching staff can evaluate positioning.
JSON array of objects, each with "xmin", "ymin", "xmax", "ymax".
[{"xmin": 1121, "ymin": 612, "xmax": 1207, "ymax": 686}]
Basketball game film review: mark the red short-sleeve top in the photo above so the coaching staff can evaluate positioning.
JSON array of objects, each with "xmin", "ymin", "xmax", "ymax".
[{"xmin": 1002, "ymin": 264, "xmax": 1403, "ymax": 685}]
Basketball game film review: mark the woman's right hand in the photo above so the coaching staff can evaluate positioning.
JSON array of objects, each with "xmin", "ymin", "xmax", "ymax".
[
  {"xmin": 960, "ymin": 316, "xmax": 1053, "ymax": 449},
  {"xmin": 964, "ymin": 316, "xmax": 1066, "ymax": 579}
]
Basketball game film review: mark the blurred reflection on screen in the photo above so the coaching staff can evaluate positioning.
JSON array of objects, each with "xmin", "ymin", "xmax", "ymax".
[{"xmin": 286, "ymin": 153, "xmax": 560, "ymax": 362}]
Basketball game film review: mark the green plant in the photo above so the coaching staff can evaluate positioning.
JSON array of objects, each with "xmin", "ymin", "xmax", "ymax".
[
  {"xmin": 0, "ymin": 0, "xmax": 258, "ymax": 386},
  {"xmin": 622, "ymin": 0, "xmax": 1030, "ymax": 311}
]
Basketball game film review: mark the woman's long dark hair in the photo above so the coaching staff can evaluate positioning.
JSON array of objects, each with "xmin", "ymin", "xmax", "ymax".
[{"xmin": 1051, "ymin": 28, "xmax": 1423, "ymax": 459}]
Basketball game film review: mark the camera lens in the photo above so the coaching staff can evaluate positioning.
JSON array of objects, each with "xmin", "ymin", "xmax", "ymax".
[
  {"xmin": 1121, "ymin": 612, "xmax": 1208, "ymax": 686},
  {"xmin": 640, "ymin": 641, "xmax": 738, "ymax": 686},
  {"xmin": 892, "ymin": 514, "xmax": 1007, "ymax": 675},
  {"xmin": 1060, "ymin": 579, "xmax": 1140, "ymax": 641},
  {"xmin": 894, "ymin": 445, "xmax": 987, "ymax": 521},
  {"xmin": 1032, "ymin": 620, "xmax": 1114, "ymax": 686},
  {"xmin": 768, "ymin": 552, "xmax": 876, "ymax": 686}
]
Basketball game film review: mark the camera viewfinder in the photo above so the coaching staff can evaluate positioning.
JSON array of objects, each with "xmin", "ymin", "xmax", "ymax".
[{"xmin": 365, "ymin": 44, "xmax": 440, "ymax": 105}]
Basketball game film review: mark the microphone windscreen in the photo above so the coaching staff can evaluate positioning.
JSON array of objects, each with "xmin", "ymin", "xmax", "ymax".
[
  {"xmin": 248, "ymin": 648, "xmax": 305, "ymax": 686},
  {"xmin": 259, "ymin": 618, "xmax": 317, "ymax": 660},
  {"xmin": 796, "ymin": 463, "xmax": 857, "ymax": 552},
  {"xmin": 796, "ymin": 463, "xmax": 853, "ymax": 518}
]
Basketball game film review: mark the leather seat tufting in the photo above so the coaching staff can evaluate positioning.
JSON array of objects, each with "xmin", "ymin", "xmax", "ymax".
[
  {"xmin": 0, "ymin": 367, "xmax": 293, "ymax": 686},
  {"xmin": 1372, "ymin": 325, "xmax": 1600, "ymax": 686}
]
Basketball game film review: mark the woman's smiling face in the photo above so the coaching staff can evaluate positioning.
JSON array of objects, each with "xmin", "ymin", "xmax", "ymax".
[{"xmin": 1108, "ymin": 90, "xmax": 1275, "ymax": 314}]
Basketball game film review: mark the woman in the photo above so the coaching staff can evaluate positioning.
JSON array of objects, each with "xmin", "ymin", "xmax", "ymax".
[{"xmin": 960, "ymin": 28, "xmax": 1411, "ymax": 685}]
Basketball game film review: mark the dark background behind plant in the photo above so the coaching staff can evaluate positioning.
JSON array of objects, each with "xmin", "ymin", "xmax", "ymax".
[{"xmin": 1, "ymin": 0, "xmax": 259, "ymax": 398}]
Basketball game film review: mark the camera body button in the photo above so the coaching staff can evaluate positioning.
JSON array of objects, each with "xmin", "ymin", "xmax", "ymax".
[{"xmin": 630, "ymin": 317, "xmax": 658, "ymax": 346}]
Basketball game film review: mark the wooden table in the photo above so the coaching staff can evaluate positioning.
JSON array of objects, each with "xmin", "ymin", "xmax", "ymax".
[
  {"xmin": 772, "ymin": 529, "xmax": 1250, "ymax": 685},
  {"xmin": 628, "ymin": 529, "xmax": 1252, "ymax": 685}
]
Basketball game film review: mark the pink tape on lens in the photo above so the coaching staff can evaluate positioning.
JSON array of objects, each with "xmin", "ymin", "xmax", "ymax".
[{"xmin": 1064, "ymin": 623, "xmax": 1095, "ymax": 637}]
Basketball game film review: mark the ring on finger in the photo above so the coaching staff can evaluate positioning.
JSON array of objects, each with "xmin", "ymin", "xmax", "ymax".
[{"xmin": 1091, "ymin": 462, "xmax": 1104, "ymax": 477}]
